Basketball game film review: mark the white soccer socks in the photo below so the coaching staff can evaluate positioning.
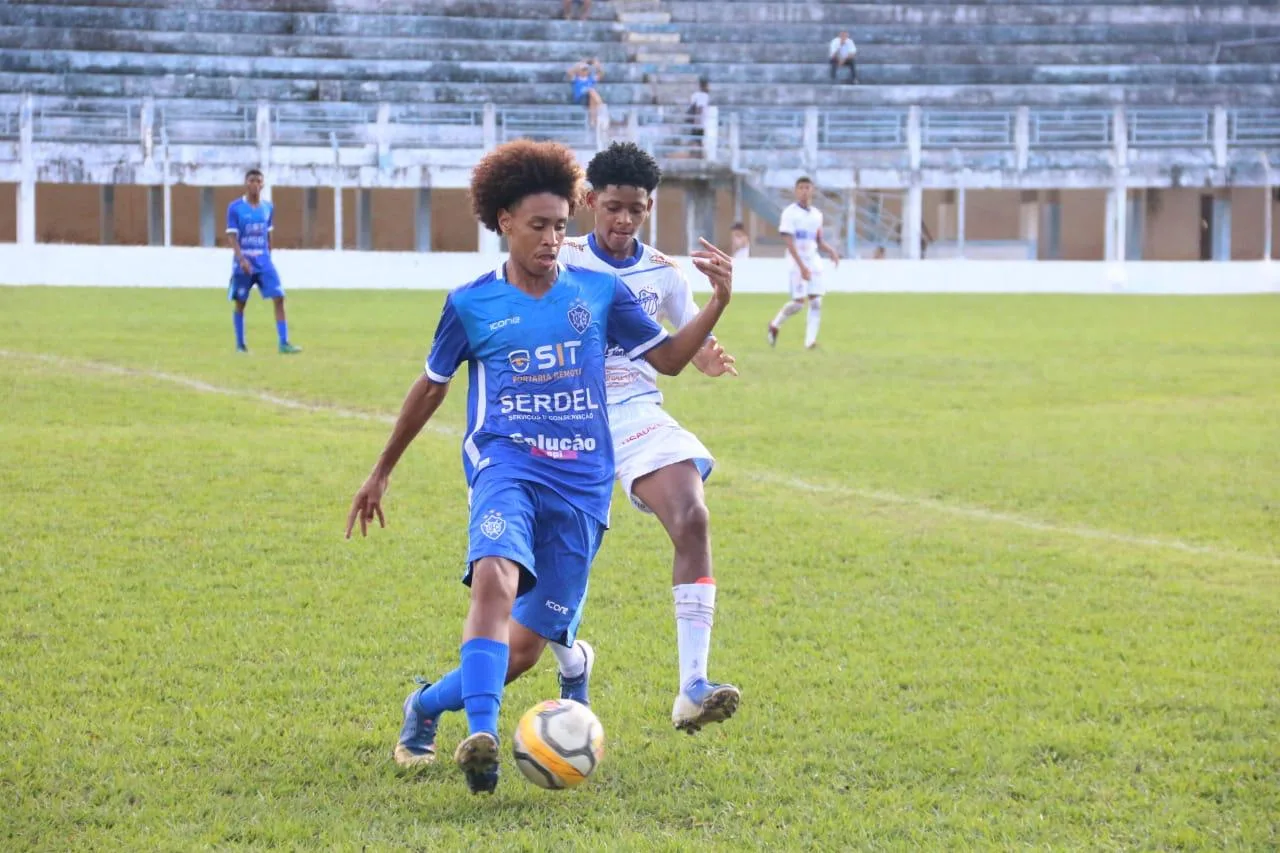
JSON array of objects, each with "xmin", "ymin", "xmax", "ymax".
[
  {"xmin": 804, "ymin": 296, "xmax": 822, "ymax": 348},
  {"xmin": 550, "ymin": 640, "xmax": 587, "ymax": 679},
  {"xmin": 771, "ymin": 299, "xmax": 803, "ymax": 330},
  {"xmin": 673, "ymin": 578, "xmax": 716, "ymax": 692}
]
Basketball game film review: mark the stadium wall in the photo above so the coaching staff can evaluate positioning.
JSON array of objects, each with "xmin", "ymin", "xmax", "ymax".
[{"xmin": 0, "ymin": 245, "xmax": 1275, "ymax": 295}]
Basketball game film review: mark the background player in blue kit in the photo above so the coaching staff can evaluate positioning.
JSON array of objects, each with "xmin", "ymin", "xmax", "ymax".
[
  {"xmin": 344, "ymin": 139, "xmax": 733, "ymax": 794},
  {"xmin": 226, "ymin": 169, "xmax": 301, "ymax": 354}
]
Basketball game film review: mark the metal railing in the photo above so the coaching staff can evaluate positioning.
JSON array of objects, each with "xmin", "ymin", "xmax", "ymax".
[
  {"xmin": 34, "ymin": 101, "xmax": 137, "ymax": 143},
  {"xmin": 11, "ymin": 96, "xmax": 1280, "ymax": 157},
  {"xmin": 0, "ymin": 103, "xmax": 19, "ymax": 139},
  {"xmin": 272, "ymin": 103, "xmax": 376, "ymax": 146},
  {"xmin": 159, "ymin": 101, "xmax": 254, "ymax": 145},
  {"xmin": 1029, "ymin": 109, "xmax": 1112, "ymax": 147},
  {"xmin": 1127, "ymin": 108, "xmax": 1211, "ymax": 147},
  {"xmin": 390, "ymin": 104, "xmax": 485, "ymax": 148},
  {"xmin": 732, "ymin": 109, "xmax": 805, "ymax": 151},
  {"xmin": 923, "ymin": 109, "xmax": 1014, "ymax": 149},
  {"xmin": 820, "ymin": 110, "xmax": 907, "ymax": 150},
  {"xmin": 498, "ymin": 105, "xmax": 592, "ymax": 146},
  {"xmin": 1228, "ymin": 108, "xmax": 1280, "ymax": 147}
]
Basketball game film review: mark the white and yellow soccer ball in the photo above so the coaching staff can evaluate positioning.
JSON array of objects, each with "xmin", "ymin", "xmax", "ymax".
[{"xmin": 512, "ymin": 699, "xmax": 605, "ymax": 789}]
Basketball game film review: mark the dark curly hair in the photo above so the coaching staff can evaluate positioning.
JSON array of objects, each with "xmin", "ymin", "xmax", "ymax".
[
  {"xmin": 469, "ymin": 140, "xmax": 584, "ymax": 233},
  {"xmin": 585, "ymin": 141, "xmax": 662, "ymax": 194}
]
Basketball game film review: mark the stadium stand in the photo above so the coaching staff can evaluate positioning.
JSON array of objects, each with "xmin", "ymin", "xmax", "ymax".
[
  {"xmin": 1, "ymin": 0, "xmax": 1278, "ymax": 109},
  {"xmin": 0, "ymin": 0, "xmax": 1276, "ymax": 258}
]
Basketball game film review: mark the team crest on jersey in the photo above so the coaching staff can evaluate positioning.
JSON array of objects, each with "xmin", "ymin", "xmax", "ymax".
[
  {"xmin": 479, "ymin": 510, "xmax": 506, "ymax": 540},
  {"xmin": 508, "ymin": 349, "xmax": 531, "ymax": 374},
  {"xmin": 637, "ymin": 288, "xmax": 659, "ymax": 316},
  {"xmin": 567, "ymin": 299, "xmax": 592, "ymax": 334}
]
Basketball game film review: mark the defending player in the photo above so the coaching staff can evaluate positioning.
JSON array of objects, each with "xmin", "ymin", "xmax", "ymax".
[
  {"xmin": 767, "ymin": 176, "xmax": 840, "ymax": 350},
  {"xmin": 344, "ymin": 140, "xmax": 733, "ymax": 793},
  {"xmin": 226, "ymin": 169, "xmax": 301, "ymax": 354},
  {"xmin": 555, "ymin": 142, "xmax": 741, "ymax": 733}
]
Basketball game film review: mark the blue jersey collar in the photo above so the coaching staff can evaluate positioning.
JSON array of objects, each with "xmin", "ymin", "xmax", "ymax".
[{"xmin": 587, "ymin": 232, "xmax": 643, "ymax": 269}]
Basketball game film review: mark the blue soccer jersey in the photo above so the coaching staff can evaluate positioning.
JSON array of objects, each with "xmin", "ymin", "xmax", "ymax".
[
  {"xmin": 425, "ymin": 262, "xmax": 670, "ymax": 526},
  {"xmin": 226, "ymin": 197, "xmax": 275, "ymax": 273}
]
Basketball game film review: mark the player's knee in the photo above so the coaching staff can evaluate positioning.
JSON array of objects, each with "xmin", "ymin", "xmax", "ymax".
[
  {"xmin": 809, "ymin": 296, "xmax": 822, "ymax": 312},
  {"xmin": 670, "ymin": 499, "xmax": 711, "ymax": 549},
  {"xmin": 469, "ymin": 557, "xmax": 520, "ymax": 608},
  {"xmin": 505, "ymin": 638, "xmax": 543, "ymax": 682}
]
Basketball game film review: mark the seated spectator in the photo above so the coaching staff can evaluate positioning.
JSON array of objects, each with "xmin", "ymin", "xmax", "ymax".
[
  {"xmin": 829, "ymin": 31, "xmax": 857, "ymax": 84},
  {"xmin": 563, "ymin": 0, "xmax": 592, "ymax": 20},
  {"xmin": 568, "ymin": 58, "xmax": 606, "ymax": 129},
  {"xmin": 872, "ymin": 246, "xmax": 886, "ymax": 259},
  {"xmin": 731, "ymin": 223, "xmax": 751, "ymax": 259}
]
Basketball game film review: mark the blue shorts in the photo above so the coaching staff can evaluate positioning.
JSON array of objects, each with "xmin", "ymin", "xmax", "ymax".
[
  {"xmin": 228, "ymin": 266, "xmax": 284, "ymax": 302},
  {"xmin": 464, "ymin": 474, "xmax": 605, "ymax": 646}
]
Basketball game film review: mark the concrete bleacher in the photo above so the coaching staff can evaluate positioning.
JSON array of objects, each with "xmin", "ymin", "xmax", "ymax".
[{"xmin": 1, "ymin": 0, "xmax": 1278, "ymax": 113}]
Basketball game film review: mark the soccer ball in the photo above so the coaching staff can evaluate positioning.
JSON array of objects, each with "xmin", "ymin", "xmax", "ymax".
[{"xmin": 512, "ymin": 699, "xmax": 605, "ymax": 789}]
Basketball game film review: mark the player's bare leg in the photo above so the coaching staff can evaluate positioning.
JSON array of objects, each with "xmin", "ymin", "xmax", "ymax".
[{"xmin": 632, "ymin": 461, "xmax": 741, "ymax": 733}]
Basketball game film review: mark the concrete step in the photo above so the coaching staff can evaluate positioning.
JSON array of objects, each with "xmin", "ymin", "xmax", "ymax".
[
  {"xmin": 645, "ymin": 71, "xmax": 703, "ymax": 84},
  {"xmin": 617, "ymin": 11, "xmax": 671, "ymax": 25},
  {"xmin": 612, "ymin": 0, "xmax": 663, "ymax": 13},
  {"xmin": 623, "ymin": 31, "xmax": 681, "ymax": 44},
  {"xmin": 636, "ymin": 51, "xmax": 691, "ymax": 64},
  {"xmin": 629, "ymin": 39, "xmax": 688, "ymax": 53}
]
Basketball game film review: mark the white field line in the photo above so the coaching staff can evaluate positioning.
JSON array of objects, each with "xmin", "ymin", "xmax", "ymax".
[{"xmin": 4, "ymin": 349, "xmax": 1276, "ymax": 567}]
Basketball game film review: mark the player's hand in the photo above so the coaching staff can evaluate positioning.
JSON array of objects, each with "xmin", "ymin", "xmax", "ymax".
[
  {"xmin": 691, "ymin": 237, "xmax": 733, "ymax": 306},
  {"xmin": 829, "ymin": 251, "xmax": 841, "ymax": 269},
  {"xmin": 800, "ymin": 265, "xmax": 812, "ymax": 282},
  {"xmin": 345, "ymin": 473, "xmax": 389, "ymax": 539},
  {"xmin": 695, "ymin": 337, "xmax": 738, "ymax": 378},
  {"xmin": 238, "ymin": 256, "xmax": 252, "ymax": 275}
]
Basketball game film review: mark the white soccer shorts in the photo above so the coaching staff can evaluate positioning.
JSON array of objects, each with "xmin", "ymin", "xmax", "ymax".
[
  {"xmin": 610, "ymin": 400, "xmax": 714, "ymax": 514},
  {"xmin": 788, "ymin": 267, "xmax": 825, "ymax": 300}
]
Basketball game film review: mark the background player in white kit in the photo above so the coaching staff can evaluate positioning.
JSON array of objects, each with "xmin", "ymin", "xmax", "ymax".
[
  {"xmin": 767, "ymin": 176, "xmax": 840, "ymax": 349},
  {"xmin": 557, "ymin": 142, "xmax": 742, "ymax": 733}
]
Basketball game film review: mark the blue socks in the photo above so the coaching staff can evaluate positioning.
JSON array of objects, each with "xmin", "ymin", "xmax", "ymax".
[
  {"xmin": 233, "ymin": 312, "xmax": 246, "ymax": 349},
  {"xmin": 460, "ymin": 638, "xmax": 509, "ymax": 737},
  {"xmin": 413, "ymin": 668, "xmax": 465, "ymax": 720},
  {"xmin": 276, "ymin": 319, "xmax": 288, "ymax": 346}
]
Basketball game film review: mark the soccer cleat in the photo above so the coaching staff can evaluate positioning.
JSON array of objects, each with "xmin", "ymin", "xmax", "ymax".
[
  {"xmin": 805, "ymin": 341, "xmax": 819, "ymax": 350},
  {"xmin": 235, "ymin": 345, "xmax": 248, "ymax": 354},
  {"xmin": 672, "ymin": 678, "xmax": 741, "ymax": 734},
  {"xmin": 454, "ymin": 731, "xmax": 501, "ymax": 794},
  {"xmin": 557, "ymin": 639, "xmax": 595, "ymax": 706},
  {"xmin": 392, "ymin": 682, "xmax": 439, "ymax": 768},
  {"xmin": 767, "ymin": 325, "xmax": 778, "ymax": 347},
  {"xmin": 278, "ymin": 342, "xmax": 302, "ymax": 354}
]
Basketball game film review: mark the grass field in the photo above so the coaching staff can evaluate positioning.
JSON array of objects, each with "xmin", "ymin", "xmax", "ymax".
[{"xmin": 2, "ymin": 286, "xmax": 1278, "ymax": 851}]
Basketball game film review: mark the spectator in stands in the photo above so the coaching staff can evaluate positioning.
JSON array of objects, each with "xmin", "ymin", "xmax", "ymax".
[
  {"xmin": 568, "ymin": 58, "xmax": 606, "ymax": 130},
  {"xmin": 563, "ymin": 0, "xmax": 592, "ymax": 20},
  {"xmin": 873, "ymin": 246, "xmax": 886, "ymax": 259},
  {"xmin": 687, "ymin": 78, "xmax": 710, "ymax": 153},
  {"xmin": 829, "ymin": 31, "xmax": 857, "ymax": 84},
  {"xmin": 731, "ymin": 223, "xmax": 751, "ymax": 259}
]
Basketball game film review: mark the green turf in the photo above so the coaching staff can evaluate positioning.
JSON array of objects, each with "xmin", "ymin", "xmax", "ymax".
[{"xmin": 1, "ymin": 286, "xmax": 1277, "ymax": 851}]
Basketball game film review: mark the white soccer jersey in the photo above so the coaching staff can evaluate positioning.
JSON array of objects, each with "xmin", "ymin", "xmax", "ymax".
[
  {"xmin": 560, "ymin": 234, "xmax": 699, "ymax": 406},
  {"xmin": 778, "ymin": 202, "xmax": 824, "ymax": 269}
]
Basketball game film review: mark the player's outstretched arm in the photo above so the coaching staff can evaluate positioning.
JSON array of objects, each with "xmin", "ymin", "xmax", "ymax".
[
  {"xmin": 345, "ymin": 375, "xmax": 449, "ymax": 539},
  {"xmin": 644, "ymin": 239, "xmax": 733, "ymax": 376}
]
